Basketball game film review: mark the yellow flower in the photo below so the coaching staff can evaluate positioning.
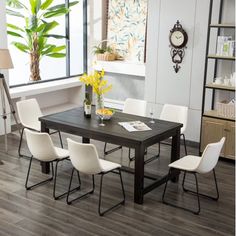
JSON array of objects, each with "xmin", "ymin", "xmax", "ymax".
[{"xmin": 79, "ymin": 69, "xmax": 112, "ymax": 96}]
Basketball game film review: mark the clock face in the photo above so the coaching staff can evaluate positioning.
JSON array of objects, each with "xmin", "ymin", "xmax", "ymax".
[{"xmin": 170, "ymin": 30, "xmax": 185, "ymax": 47}]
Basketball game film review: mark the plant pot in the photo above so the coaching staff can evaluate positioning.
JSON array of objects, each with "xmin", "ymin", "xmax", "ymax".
[{"xmin": 96, "ymin": 52, "xmax": 116, "ymax": 61}]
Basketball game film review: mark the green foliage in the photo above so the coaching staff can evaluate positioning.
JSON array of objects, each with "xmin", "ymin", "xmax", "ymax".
[
  {"xmin": 6, "ymin": 0, "xmax": 79, "ymax": 58},
  {"xmin": 93, "ymin": 45, "xmax": 113, "ymax": 55}
]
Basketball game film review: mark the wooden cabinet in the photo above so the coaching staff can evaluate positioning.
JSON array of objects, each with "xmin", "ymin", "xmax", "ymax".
[
  {"xmin": 225, "ymin": 121, "xmax": 235, "ymax": 159},
  {"xmin": 201, "ymin": 117, "xmax": 235, "ymax": 160}
]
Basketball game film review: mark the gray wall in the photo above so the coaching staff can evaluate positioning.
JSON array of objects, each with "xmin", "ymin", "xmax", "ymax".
[
  {"xmin": 145, "ymin": 0, "xmax": 235, "ymax": 142},
  {"xmin": 104, "ymin": 73, "xmax": 145, "ymax": 101}
]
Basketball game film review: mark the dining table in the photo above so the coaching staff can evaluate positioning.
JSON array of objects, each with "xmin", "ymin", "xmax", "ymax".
[{"xmin": 39, "ymin": 107, "xmax": 183, "ymax": 204}]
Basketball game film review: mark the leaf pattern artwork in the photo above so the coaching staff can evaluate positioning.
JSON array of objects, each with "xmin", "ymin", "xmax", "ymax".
[{"xmin": 107, "ymin": 0, "xmax": 148, "ymax": 63}]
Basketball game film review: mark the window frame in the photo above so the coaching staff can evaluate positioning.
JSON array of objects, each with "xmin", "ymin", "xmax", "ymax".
[{"xmin": 9, "ymin": 0, "xmax": 87, "ymax": 88}]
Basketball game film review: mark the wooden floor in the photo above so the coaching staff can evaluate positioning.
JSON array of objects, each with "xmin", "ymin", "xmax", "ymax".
[{"xmin": 0, "ymin": 132, "xmax": 234, "ymax": 236}]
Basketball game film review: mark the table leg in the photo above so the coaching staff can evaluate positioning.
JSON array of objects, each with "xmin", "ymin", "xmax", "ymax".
[
  {"xmin": 171, "ymin": 129, "xmax": 181, "ymax": 182},
  {"xmin": 134, "ymin": 144, "xmax": 145, "ymax": 204},
  {"xmin": 41, "ymin": 123, "xmax": 50, "ymax": 174},
  {"xmin": 82, "ymin": 137, "xmax": 90, "ymax": 143}
]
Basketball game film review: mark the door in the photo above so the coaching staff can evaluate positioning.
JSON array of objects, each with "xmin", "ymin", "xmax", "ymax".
[
  {"xmin": 201, "ymin": 117, "xmax": 225, "ymax": 155},
  {"xmin": 224, "ymin": 121, "xmax": 235, "ymax": 160}
]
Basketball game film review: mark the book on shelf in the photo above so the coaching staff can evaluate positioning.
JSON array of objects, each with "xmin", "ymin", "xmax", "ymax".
[{"xmin": 216, "ymin": 36, "xmax": 235, "ymax": 57}]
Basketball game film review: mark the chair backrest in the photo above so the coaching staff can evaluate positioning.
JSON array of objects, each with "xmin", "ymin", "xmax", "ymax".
[
  {"xmin": 160, "ymin": 104, "xmax": 188, "ymax": 134},
  {"xmin": 16, "ymin": 98, "xmax": 42, "ymax": 131},
  {"xmin": 67, "ymin": 138, "xmax": 102, "ymax": 175},
  {"xmin": 25, "ymin": 129, "xmax": 58, "ymax": 162},
  {"xmin": 123, "ymin": 98, "xmax": 147, "ymax": 117},
  {"xmin": 196, "ymin": 137, "xmax": 225, "ymax": 174}
]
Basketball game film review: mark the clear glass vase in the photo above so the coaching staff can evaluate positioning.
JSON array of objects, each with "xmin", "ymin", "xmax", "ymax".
[
  {"xmin": 95, "ymin": 94, "xmax": 105, "ymax": 126},
  {"xmin": 95, "ymin": 94, "xmax": 104, "ymax": 112}
]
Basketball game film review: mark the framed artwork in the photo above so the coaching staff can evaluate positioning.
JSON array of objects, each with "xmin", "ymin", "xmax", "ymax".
[{"xmin": 106, "ymin": 0, "xmax": 148, "ymax": 63}]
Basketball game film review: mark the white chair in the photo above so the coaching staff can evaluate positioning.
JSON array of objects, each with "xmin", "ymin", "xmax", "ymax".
[
  {"xmin": 16, "ymin": 98, "xmax": 63, "ymax": 157},
  {"xmin": 162, "ymin": 137, "xmax": 225, "ymax": 215},
  {"xmin": 159, "ymin": 104, "xmax": 188, "ymax": 155},
  {"xmin": 67, "ymin": 138, "xmax": 125, "ymax": 216},
  {"xmin": 104, "ymin": 98, "xmax": 147, "ymax": 161},
  {"xmin": 24, "ymin": 129, "xmax": 80, "ymax": 200}
]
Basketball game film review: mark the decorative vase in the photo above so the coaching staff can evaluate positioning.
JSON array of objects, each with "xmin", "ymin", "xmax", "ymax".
[{"xmin": 95, "ymin": 94, "xmax": 104, "ymax": 112}]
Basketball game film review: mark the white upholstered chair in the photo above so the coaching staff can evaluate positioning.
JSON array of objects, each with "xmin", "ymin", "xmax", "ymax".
[
  {"xmin": 24, "ymin": 129, "xmax": 77, "ymax": 200},
  {"xmin": 16, "ymin": 98, "xmax": 63, "ymax": 157},
  {"xmin": 160, "ymin": 104, "xmax": 188, "ymax": 155},
  {"xmin": 162, "ymin": 137, "xmax": 225, "ymax": 214},
  {"xmin": 67, "ymin": 138, "xmax": 125, "ymax": 216},
  {"xmin": 104, "ymin": 98, "xmax": 147, "ymax": 161}
]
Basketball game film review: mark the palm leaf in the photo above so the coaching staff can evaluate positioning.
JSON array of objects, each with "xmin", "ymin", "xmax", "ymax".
[
  {"xmin": 47, "ymin": 53, "xmax": 66, "ymax": 58},
  {"xmin": 11, "ymin": 42, "xmax": 30, "ymax": 53},
  {"xmin": 6, "ymin": 8, "xmax": 24, "ymax": 18},
  {"xmin": 29, "ymin": 0, "xmax": 37, "ymax": 14},
  {"xmin": 48, "ymin": 1, "xmax": 79, "ymax": 11},
  {"xmin": 41, "ymin": 21, "xmax": 59, "ymax": 34},
  {"xmin": 40, "ymin": 0, "xmax": 53, "ymax": 10},
  {"xmin": 7, "ymin": 23, "xmax": 24, "ymax": 32},
  {"xmin": 7, "ymin": 30, "xmax": 23, "ymax": 38},
  {"xmin": 41, "ymin": 45, "xmax": 56, "ymax": 55},
  {"xmin": 6, "ymin": 0, "xmax": 27, "ymax": 9},
  {"xmin": 43, "ymin": 34, "xmax": 66, "ymax": 39},
  {"xmin": 52, "ymin": 45, "xmax": 66, "ymax": 52},
  {"xmin": 43, "ymin": 8, "xmax": 70, "ymax": 18},
  {"xmin": 29, "ymin": 0, "xmax": 41, "ymax": 14}
]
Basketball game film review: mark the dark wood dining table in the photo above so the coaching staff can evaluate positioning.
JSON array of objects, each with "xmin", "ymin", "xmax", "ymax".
[{"xmin": 39, "ymin": 107, "xmax": 182, "ymax": 204}]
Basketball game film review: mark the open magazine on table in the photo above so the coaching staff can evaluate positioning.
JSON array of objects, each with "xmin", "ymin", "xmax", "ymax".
[{"xmin": 118, "ymin": 121, "xmax": 152, "ymax": 132}]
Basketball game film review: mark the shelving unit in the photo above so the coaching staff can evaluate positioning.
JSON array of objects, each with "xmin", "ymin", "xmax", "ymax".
[
  {"xmin": 205, "ymin": 83, "xmax": 235, "ymax": 91},
  {"xmin": 93, "ymin": 60, "xmax": 145, "ymax": 77},
  {"xmin": 200, "ymin": 0, "xmax": 235, "ymax": 160}
]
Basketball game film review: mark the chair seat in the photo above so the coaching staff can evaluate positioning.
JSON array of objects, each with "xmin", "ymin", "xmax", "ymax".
[
  {"xmin": 169, "ymin": 155, "xmax": 201, "ymax": 172},
  {"xmin": 99, "ymin": 159, "xmax": 121, "ymax": 173},
  {"xmin": 55, "ymin": 147, "xmax": 69, "ymax": 159}
]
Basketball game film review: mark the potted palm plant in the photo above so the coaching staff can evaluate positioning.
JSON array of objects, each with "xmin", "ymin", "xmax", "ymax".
[{"xmin": 6, "ymin": 0, "xmax": 78, "ymax": 81}]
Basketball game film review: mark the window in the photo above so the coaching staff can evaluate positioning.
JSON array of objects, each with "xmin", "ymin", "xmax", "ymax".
[{"xmin": 7, "ymin": 0, "xmax": 86, "ymax": 87}]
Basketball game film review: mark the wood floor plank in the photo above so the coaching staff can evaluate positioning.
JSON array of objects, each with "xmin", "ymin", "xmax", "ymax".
[{"xmin": 0, "ymin": 133, "xmax": 234, "ymax": 236}]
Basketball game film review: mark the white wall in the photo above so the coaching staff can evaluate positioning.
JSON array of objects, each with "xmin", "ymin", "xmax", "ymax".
[
  {"xmin": 145, "ymin": 0, "xmax": 234, "ymax": 142},
  {"xmin": 0, "ymin": 1, "xmax": 10, "ymax": 135}
]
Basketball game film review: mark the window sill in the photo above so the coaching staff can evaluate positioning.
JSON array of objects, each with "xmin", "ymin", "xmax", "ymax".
[
  {"xmin": 10, "ymin": 77, "xmax": 83, "ymax": 99},
  {"xmin": 93, "ymin": 60, "xmax": 146, "ymax": 77}
]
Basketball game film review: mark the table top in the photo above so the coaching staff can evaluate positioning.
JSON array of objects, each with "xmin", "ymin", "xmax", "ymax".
[{"xmin": 39, "ymin": 107, "xmax": 183, "ymax": 148}]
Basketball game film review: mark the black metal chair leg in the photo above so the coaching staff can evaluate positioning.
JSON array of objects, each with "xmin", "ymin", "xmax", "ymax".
[
  {"xmin": 162, "ymin": 169, "xmax": 201, "ymax": 214},
  {"xmin": 119, "ymin": 169, "xmax": 126, "ymax": 203},
  {"xmin": 213, "ymin": 169, "xmax": 219, "ymax": 200},
  {"xmin": 182, "ymin": 169, "xmax": 219, "ymax": 200},
  {"xmin": 53, "ymin": 158, "xmax": 76, "ymax": 200},
  {"xmin": 58, "ymin": 131, "xmax": 63, "ymax": 148},
  {"xmin": 25, "ymin": 157, "xmax": 54, "ymax": 190},
  {"xmin": 181, "ymin": 133, "xmax": 188, "ymax": 155},
  {"xmin": 182, "ymin": 170, "xmax": 187, "ymax": 191},
  {"xmin": 162, "ymin": 169, "xmax": 171, "ymax": 203},
  {"xmin": 25, "ymin": 156, "xmax": 33, "ymax": 189},
  {"xmin": 66, "ymin": 169, "xmax": 94, "ymax": 205},
  {"xmin": 128, "ymin": 148, "xmax": 135, "ymax": 162},
  {"xmin": 98, "ymin": 169, "xmax": 125, "ymax": 216},
  {"xmin": 18, "ymin": 127, "xmax": 25, "ymax": 157},
  {"xmin": 193, "ymin": 173, "xmax": 200, "ymax": 215}
]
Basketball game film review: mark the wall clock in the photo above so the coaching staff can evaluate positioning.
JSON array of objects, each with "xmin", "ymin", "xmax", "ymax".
[{"xmin": 169, "ymin": 20, "xmax": 188, "ymax": 73}]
